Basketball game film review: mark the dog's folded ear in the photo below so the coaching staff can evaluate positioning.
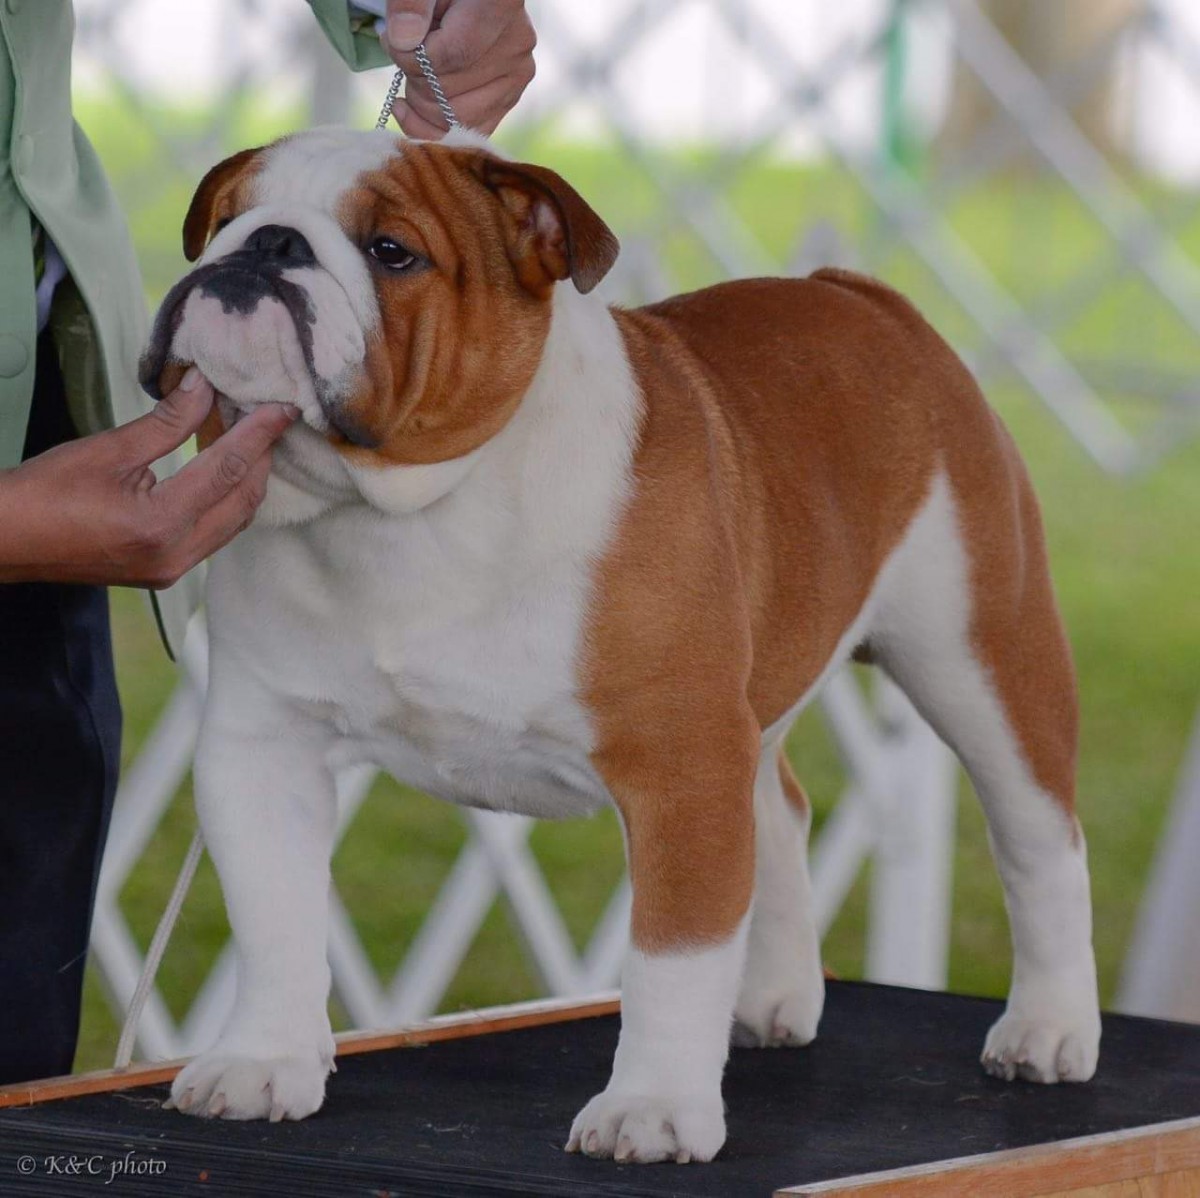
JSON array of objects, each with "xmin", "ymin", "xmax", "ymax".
[
  {"xmin": 182, "ymin": 146, "xmax": 267, "ymax": 262},
  {"xmin": 477, "ymin": 157, "xmax": 619, "ymax": 296}
]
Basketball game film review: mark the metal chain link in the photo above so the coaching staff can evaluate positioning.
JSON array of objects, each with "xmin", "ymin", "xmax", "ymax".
[
  {"xmin": 375, "ymin": 43, "xmax": 459, "ymax": 132},
  {"xmin": 375, "ymin": 69, "xmax": 405, "ymax": 130}
]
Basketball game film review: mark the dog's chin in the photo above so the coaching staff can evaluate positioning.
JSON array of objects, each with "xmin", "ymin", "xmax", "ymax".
[{"xmin": 169, "ymin": 287, "xmax": 333, "ymax": 425}]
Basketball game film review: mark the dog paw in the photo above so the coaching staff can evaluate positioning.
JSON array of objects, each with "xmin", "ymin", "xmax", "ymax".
[
  {"xmin": 981, "ymin": 1010, "xmax": 1100, "ymax": 1084},
  {"xmin": 167, "ymin": 1047, "xmax": 333, "ymax": 1121},
  {"xmin": 733, "ymin": 975, "xmax": 824, "ymax": 1048},
  {"xmin": 565, "ymin": 1089, "xmax": 725, "ymax": 1164}
]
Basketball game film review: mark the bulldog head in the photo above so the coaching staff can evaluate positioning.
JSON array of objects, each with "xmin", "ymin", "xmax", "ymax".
[{"xmin": 139, "ymin": 127, "xmax": 618, "ymax": 514}]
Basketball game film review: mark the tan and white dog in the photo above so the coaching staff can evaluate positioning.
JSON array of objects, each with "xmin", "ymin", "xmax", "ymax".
[{"xmin": 140, "ymin": 127, "xmax": 1100, "ymax": 1164}]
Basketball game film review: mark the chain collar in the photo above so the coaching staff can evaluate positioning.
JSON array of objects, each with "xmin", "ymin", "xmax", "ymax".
[{"xmin": 376, "ymin": 44, "xmax": 460, "ymax": 131}]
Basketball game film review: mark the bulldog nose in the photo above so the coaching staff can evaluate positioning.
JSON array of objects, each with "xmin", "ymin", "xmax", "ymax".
[{"xmin": 243, "ymin": 224, "xmax": 316, "ymax": 265}]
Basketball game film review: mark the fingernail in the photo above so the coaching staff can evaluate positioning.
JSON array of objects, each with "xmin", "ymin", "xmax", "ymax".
[
  {"xmin": 180, "ymin": 366, "xmax": 202, "ymax": 392},
  {"xmin": 283, "ymin": 404, "xmax": 302, "ymax": 420},
  {"xmin": 387, "ymin": 13, "xmax": 427, "ymax": 52}
]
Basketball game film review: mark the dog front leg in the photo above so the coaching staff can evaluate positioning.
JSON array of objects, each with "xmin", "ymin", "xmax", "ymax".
[
  {"xmin": 169, "ymin": 712, "xmax": 338, "ymax": 1121},
  {"xmin": 568, "ymin": 724, "xmax": 757, "ymax": 1164}
]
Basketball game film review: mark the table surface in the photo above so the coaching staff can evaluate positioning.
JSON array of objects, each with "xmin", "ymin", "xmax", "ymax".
[{"xmin": 2, "ymin": 981, "xmax": 1199, "ymax": 1197}]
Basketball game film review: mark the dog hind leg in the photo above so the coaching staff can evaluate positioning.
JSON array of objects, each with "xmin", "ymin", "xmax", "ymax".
[{"xmin": 871, "ymin": 470, "xmax": 1100, "ymax": 1084}]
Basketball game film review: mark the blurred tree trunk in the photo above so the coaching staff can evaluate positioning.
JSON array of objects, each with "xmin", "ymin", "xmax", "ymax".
[{"xmin": 939, "ymin": 0, "xmax": 1144, "ymax": 164}]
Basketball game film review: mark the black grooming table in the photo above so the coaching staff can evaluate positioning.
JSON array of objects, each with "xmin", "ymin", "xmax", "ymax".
[{"xmin": 1, "ymin": 982, "xmax": 1199, "ymax": 1196}]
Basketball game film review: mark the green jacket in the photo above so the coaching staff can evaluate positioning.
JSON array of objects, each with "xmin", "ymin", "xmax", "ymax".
[
  {"xmin": 309, "ymin": 1, "xmax": 392, "ymax": 72},
  {"xmin": 0, "ymin": 1, "xmax": 386, "ymax": 657}
]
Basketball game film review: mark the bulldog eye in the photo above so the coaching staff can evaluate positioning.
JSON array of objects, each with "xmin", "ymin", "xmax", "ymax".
[{"xmin": 367, "ymin": 237, "xmax": 417, "ymax": 271}]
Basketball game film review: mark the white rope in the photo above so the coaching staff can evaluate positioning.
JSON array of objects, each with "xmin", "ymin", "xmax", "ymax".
[{"xmin": 113, "ymin": 830, "xmax": 205, "ymax": 1070}]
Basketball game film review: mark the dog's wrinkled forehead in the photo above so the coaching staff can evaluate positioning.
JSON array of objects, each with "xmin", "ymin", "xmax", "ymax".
[{"xmin": 220, "ymin": 126, "xmax": 497, "ymax": 243}]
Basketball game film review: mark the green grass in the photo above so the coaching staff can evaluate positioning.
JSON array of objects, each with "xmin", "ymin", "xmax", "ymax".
[{"xmin": 71, "ymin": 95, "xmax": 1200, "ymax": 1072}]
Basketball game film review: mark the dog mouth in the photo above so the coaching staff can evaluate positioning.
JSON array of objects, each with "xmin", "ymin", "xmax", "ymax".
[
  {"xmin": 139, "ymin": 250, "xmax": 380, "ymax": 451},
  {"xmin": 138, "ymin": 258, "xmax": 318, "ymax": 402}
]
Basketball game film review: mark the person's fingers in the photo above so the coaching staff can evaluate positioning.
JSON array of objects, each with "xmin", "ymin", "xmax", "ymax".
[
  {"xmin": 392, "ymin": 98, "xmax": 453, "ymax": 140},
  {"xmin": 401, "ymin": 52, "xmax": 504, "ymax": 106},
  {"xmin": 385, "ymin": 0, "xmax": 437, "ymax": 55},
  {"xmin": 392, "ymin": 2, "xmax": 534, "ymax": 133},
  {"xmin": 403, "ymin": 72, "xmax": 530, "ymax": 136},
  {"xmin": 156, "ymin": 402, "xmax": 297, "ymax": 521},
  {"xmin": 419, "ymin": 0, "xmax": 508, "ymax": 76},
  {"xmin": 455, "ymin": 73, "xmax": 533, "ymax": 134},
  {"xmin": 392, "ymin": 2, "xmax": 529, "ymax": 86},
  {"xmin": 172, "ymin": 448, "xmax": 275, "ymax": 574},
  {"xmin": 106, "ymin": 368, "xmax": 215, "ymax": 469}
]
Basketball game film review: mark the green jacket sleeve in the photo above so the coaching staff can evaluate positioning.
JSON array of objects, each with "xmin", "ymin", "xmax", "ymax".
[{"xmin": 306, "ymin": 1, "xmax": 392, "ymax": 72}]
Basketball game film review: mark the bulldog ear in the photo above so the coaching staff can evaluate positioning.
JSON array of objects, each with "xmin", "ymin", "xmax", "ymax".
[
  {"xmin": 479, "ymin": 158, "xmax": 619, "ymax": 295},
  {"xmin": 182, "ymin": 146, "xmax": 265, "ymax": 262}
]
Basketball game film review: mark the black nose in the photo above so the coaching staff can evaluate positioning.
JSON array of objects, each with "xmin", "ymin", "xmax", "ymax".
[{"xmin": 242, "ymin": 224, "xmax": 316, "ymax": 265}]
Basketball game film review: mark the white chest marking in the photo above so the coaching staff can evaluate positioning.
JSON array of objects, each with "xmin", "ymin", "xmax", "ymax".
[{"xmin": 205, "ymin": 287, "xmax": 642, "ymax": 821}]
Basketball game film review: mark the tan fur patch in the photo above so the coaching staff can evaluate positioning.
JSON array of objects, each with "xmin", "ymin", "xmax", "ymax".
[
  {"xmin": 583, "ymin": 269, "xmax": 1077, "ymax": 950},
  {"xmin": 330, "ymin": 145, "xmax": 547, "ymax": 465},
  {"xmin": 195, "ymin": 405, "xmax": 227, "ymax": 453},
  {"xmin": 950, "ymin": 413, "xmax": 1079, "ymax": 811},
  {"xmin": 155, "ymin": 360, "xmax": 190, "ymax": 398},
  {"xmin": 182, "ymin": 146, "xmax": 267, "ymax": 262},
  {"xmin": 150, "ymin": 360, "xmax": 224, "ymax": 452},
  {"xmin": 330, "ymin": 145, "xmax": 616, "ymax": 467}
]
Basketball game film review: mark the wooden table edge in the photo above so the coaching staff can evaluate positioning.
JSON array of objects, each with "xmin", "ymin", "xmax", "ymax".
[
  {"xmin": 774, "ymin": 1114, "xmax": 1200, "ymax": 1197},
  {"xmin": 0, "ymin": 992, "xmax": 621, "ymax": 1111}
]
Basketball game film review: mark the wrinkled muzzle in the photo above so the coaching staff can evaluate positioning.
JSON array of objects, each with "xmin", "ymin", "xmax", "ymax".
[{"xmin": 138, "ymin": 224, "xmax": 368, "ymax": 432}]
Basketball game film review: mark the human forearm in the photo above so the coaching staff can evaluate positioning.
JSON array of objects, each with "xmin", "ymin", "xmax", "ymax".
[{"xmin": 0, "ymin": 375, "xmax": 296, "ymax": 588}]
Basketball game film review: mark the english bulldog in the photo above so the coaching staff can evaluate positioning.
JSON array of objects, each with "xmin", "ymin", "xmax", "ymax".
[{"xmin": 139, "ymin": 126, "xmax": 1100, "ymax": 1164}]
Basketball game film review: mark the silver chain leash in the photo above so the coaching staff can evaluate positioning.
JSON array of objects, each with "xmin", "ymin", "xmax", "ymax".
[{"xmin": 376, "ymin": 43, "xmax": 460, "ymax": 131}]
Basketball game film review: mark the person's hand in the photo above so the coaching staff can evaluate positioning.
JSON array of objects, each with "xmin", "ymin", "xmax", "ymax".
[
  {"xmin": 0, "ymin": 369, "xmax": 297, "ymax": 588},
  {"xmin": 383, "ymin": 0, "xmax": 536, "ymax": 137}
]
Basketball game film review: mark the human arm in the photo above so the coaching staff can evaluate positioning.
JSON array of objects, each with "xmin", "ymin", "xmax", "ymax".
[{"xmin": 0, "ymin": 371, "xmax": 297, "ymax": 588}]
